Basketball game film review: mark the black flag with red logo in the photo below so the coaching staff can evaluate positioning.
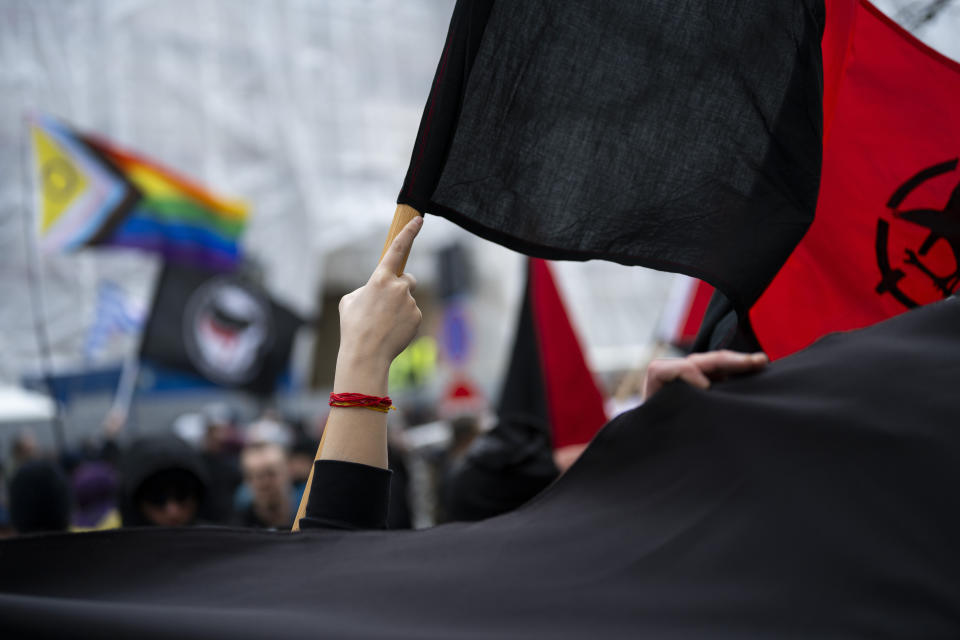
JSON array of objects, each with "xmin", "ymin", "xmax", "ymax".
[
  {"xmin": 140, "ymin": 264, "xmax": 302, "ymax": 395},
  {"xmin": 399, "ymin": 0, "xmax": 824, "ymax": 313}
]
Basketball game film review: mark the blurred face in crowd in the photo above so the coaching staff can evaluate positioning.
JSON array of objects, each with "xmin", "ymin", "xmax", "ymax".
[
  {"xmin": 12, "ymin": 430, "xmax": 39, "ymax": 465},
  {"xmin": 140, "ymin": 495, "xmax": 198, "ymax": 527},
  {"xmin": 242, "ymin": 444, "xmax": 290, "ymax": 510},
  {"xmin": 204, "ymin": 422, "xmax": 230, "ymax": 454},
  {"xmin": 136, "ymin": 469, "xmax": 201, "ymax": 527}
]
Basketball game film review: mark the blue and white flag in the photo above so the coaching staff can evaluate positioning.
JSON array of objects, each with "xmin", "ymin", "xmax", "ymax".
[{"xmin": 84, "ymin": 280, "xmax": 145, "ymax": 361}]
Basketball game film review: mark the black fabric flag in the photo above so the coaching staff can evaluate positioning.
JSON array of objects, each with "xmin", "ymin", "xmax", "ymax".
[
  {"xmin": 140, "ymin": 264, "xmax": 301, "ymax": 396},
  {"xmin": 3, "ymin": 298, "xmax": 959, "ymax": 637},
  {"xmin": 400, "ymin": 0, "xmax": 825, "ymax": 312}
]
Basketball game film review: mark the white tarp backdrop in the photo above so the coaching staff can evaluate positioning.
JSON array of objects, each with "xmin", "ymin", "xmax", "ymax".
[
  {"xmin": 0, "ymin": 0, "xmax": 454, "ymax": 382},
  {"xmin": 873, "ymin": 0, "xmax": 960, "ymax": 59},
  {"xmin": 0, "ymin": 385, "xmax": 55, "ymax": 423}
]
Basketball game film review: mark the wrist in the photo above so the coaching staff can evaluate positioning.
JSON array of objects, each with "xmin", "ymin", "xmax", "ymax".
[{"xmin": 333, "ymin": 349, "xmax": 390, "ymax": 396}]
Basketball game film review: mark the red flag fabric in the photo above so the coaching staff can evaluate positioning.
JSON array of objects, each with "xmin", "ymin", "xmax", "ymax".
[
  {"xmin": 678, "ymin": 281, "xmax": 715, "ymax": 346},
  {"xmin": 529, "ymin": 259, "xmax": 608, "ymax": 449},
  {"xmin": 750, "ymin": 0, "xmax": 960, "ymax": 359},
  {"xmin": 659, "ymin": 277, "xmax": 716, "ymax": 348}
]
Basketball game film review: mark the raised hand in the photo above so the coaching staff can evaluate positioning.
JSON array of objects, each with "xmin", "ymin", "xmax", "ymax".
[
  {"xmin": 643, "ymin": 350, "xmax": 768, "ymax": 400},
  {"xmin": 337, "ymin": 216, "xmax": 424, "ymax": 374}
]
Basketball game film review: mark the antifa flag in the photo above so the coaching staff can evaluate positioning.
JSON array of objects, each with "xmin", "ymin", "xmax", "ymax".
[
  {"xmin": 750, "ymin": 0, "xmax": 960, "ymax": 358},
  {"xmin": 140, "ymin": 264, "xmax": 301, "ymax": 395},
  {"xmin": 2, "ymin": 299, "xmax": 959, "ymax": 636},
  {"xmin": 499, "ymin": 259, "xmax": 607, "ymax": 451},
  {"xmin": 400, "ymin": 0, "xmax": 825, "ymax": 312}
]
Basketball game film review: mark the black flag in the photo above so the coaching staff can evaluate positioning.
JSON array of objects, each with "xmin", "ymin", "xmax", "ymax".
[
  {"xmin": 140, "ymin": 264, "xmax": 301, "ymax": 395},
  {"xmin": 400, "ymin": 0, "xmax": 824, "ymax": 312}
]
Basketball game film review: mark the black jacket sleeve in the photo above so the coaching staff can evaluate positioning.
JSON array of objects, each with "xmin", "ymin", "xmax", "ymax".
[{"xmin": 298, "ymin": 460, "xmax": 392, "ymax": 531}]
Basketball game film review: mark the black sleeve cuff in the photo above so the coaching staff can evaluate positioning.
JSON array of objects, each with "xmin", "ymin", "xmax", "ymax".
[{"xmin": 298, "ymin": 460, "xmax": 392, "ymax": 531}]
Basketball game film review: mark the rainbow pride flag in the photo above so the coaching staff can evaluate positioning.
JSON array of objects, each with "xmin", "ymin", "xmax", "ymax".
[{"xmin": 29, "ymin": 113, "xmax": 248, "ymax": 271}]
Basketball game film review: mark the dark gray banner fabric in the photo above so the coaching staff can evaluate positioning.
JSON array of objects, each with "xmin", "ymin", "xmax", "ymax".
[{"xmin": 2, "ymin": 298, "xmax": 959, "ymax": 637}]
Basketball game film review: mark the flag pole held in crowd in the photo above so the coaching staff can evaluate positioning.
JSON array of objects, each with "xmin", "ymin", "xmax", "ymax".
[
  {"xmin": 292, "ymin": 203, "xmax": 421, "ymax": 531},
  {"xmin": 21, "ymin": 114, "xmax": 67, "ymax": 453},
  {"xmin": 293, "ymin": 0, "xmax": 496, "ymax": 530}
]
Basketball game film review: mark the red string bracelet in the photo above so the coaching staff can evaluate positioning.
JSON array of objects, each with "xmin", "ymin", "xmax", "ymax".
[{"xmin": 329, "ymin": 392, "xmax": 394, "ymax": 413}]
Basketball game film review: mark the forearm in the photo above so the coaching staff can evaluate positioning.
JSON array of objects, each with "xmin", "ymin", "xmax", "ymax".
[
  {"xmin": 318, "ymin": 350, "xmax": 391, "ymax": 470},
  {"xmin": 294, "ymin": 351, "xmax": 392, "ymax": 530}
]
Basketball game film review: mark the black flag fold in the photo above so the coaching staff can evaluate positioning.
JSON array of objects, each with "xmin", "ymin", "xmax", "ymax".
[{"xmin": 3, "ymin": 298, "xmax": 959, "ymax": 637}]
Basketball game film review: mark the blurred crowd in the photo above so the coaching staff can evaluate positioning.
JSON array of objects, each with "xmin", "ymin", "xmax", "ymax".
[
  {"xmin": 0, "ymin": 399, "xmax": 573, "ymax": 537},
  {"xmin": 0, "ymin": 405, "xmax": 325, "ymax": 536}
]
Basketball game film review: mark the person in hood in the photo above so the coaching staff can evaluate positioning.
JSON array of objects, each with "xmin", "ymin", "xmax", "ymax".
[
  {"xmin": 8, "ymin": 460, "xmax": 71, "ymax": 534},
  {"xmin": 441, "ymin": 417, "xmax": 558, "ymax": 523},
  {"xmin": 120, "ymin": 435, "xmax": 209, "ymax": 528}
]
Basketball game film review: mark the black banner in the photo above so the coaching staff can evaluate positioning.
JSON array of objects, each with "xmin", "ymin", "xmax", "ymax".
[{"xmin": 3, "ymin": 298, "xmax": 959, "ymax": 637}]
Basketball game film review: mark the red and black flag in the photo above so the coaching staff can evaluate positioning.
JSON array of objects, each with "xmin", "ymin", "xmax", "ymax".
[
  {"xmin": 400, "ymin": 0, "xmax": 825, "ymax": 313},
  {"xmin": 750, "ymin": 0, "xmax": 960, "ymax": 358},
  {"xmin": 140, "ymin": 264, "xmax": 302, "ymax": 395},
  {"xmin": 442, "ymin": 258, "xmax": 607, "ymax": 521},
  {"xmin": 498, "ymin": 258, "xmax": 607, "ymax": 451}
]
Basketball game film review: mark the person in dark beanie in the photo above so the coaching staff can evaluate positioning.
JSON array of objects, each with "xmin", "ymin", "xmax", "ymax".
[
  {"xmin": 120, "ymin": 435, "xmax": 209, "ymax": 528},
  {"xmin": 9, "ymin": 460, "xmax": 71, "ymax": 534}
]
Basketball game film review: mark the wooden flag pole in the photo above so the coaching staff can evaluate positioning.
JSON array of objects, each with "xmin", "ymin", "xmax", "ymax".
[
  {"xmin": 378, "ymin": 204, "xmax": 421, "ymax": 275},
  {"xmin": 292, "ymin": 204, "xmax": 421, "ymax": 531}
]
